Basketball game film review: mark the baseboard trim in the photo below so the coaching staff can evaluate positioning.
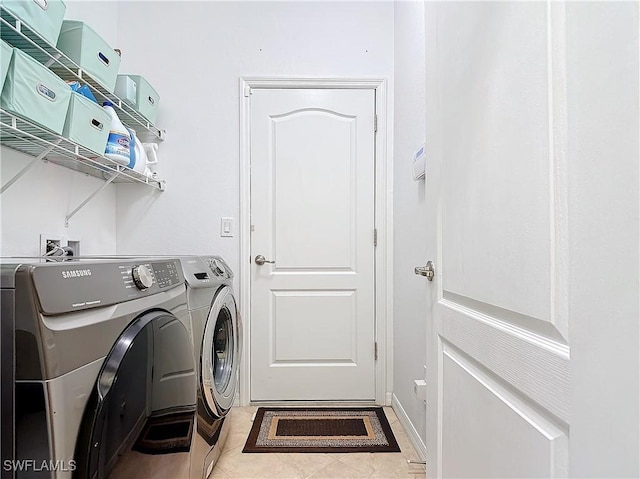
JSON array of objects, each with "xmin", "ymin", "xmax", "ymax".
[
  {"xmin": 391, "ymin": 393, "xmax": 426, "ymax": 460},
  {"xmin": 385, "ymin": 391, "xmax": 393, "ymax": 406}
]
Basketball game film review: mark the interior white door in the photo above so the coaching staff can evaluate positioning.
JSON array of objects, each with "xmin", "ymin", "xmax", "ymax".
[
  {"xmin": 249, "ymin": 88, "xmax": 376, "ymax": 401},
  {"xmin": 424, "ymin": 2, "xmax": 571, "ymax": 477}
]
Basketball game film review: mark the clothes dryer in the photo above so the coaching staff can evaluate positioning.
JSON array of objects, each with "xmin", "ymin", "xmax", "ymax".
[
  {"xmin": 1, "ymin": 257, "xmax": 196, "ymax": 479},
  {"xmin": 179, "ymin": 256, "xmax": 240, "ymax": 479}
]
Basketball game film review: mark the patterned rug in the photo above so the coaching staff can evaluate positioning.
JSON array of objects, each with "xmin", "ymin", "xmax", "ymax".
[{"xmin": 242, "ymin": 407, "xmax": 401, "ymax": 453}]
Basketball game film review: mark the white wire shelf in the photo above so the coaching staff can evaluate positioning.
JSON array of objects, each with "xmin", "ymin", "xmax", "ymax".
[
  {"xmin": 0, "ymin": 6, "xmax": 165, "ymax": 143},
  {"xmin": 0, "ymin": 10, "xmax": 167, "ymax": 225},
  {"xmin": 1, "ymin": 109, "xmax": 165, "ymax": 189}
]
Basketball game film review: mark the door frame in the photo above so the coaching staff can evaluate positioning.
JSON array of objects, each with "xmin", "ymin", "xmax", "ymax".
[{"xmin": 239, "ymin": 77, "xmax": 392, "ymax": 406}]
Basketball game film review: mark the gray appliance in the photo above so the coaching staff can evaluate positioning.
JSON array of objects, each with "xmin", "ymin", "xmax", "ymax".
[
  {"xmin": 179, "ymin": 256, "xmax": 240, "ymax": 479},
  {"xmin": 1, "ymin": 258, "xmax": 196, "ymax": 479}
]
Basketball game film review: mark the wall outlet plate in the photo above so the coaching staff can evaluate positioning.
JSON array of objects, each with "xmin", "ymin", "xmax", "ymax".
[
  {"xmin": 67, "ymin": 240, "xmax": 81, "ymax": 256},
  {"xmin": 40, "ymin": 233, "xmax": 65, "ymax": 256},
  {"xmin": 40, "ymin": 234, "xmax": 80, "ymax": 256}
]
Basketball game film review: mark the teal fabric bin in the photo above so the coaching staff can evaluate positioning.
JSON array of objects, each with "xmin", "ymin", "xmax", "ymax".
[
  {"xmin": 115, "ymin": 74, "xmax": 159, "ymax": 124},
  {"xmin": 62, "ymin": 92, "xmax": 110, "ymax": 155},
  {"xmin": 56, "ymin": 20, "xmax": 121, "ymax": 92},
  {"xmin": 0, "ymin": 0, "xmax": 66, "ymax": 46},
  {"xmin": 0, "ymin": 40, "xmax": 13, "ymax": 91},
  {"xmin": 1, "ymin": 48, "xmax": 71, "ymax": 134}
]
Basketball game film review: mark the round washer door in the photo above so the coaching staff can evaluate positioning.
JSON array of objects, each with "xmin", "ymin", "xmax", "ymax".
[{"xmin": 201, "ymin": 286, "xmax": 239, "ymax": 417}]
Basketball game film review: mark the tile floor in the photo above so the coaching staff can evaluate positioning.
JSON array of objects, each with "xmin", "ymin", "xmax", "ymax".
[{"xmin": 210, "ymin": 406, "xmax": 426, "ymax": 479}]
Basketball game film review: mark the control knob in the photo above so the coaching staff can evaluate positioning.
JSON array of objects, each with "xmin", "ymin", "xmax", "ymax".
[{"xmin": 132, "ymin": 264, "xmax": 153, "ymax": 290}]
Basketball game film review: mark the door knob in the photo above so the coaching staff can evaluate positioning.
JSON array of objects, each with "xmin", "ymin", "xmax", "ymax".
[
  {"xmin": 415, "ymin": 260, "xmax": 435, "ymax": 281},
  {"xmin": 255, "ymin": 255, "xmax": 275, "ymax": 266}
]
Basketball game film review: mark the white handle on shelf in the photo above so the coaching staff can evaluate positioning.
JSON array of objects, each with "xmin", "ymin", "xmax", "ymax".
[
  {"xmin": 97, "ymin": 51, "xmax": 110, "ymax": 66},
  {"xmin": 90, "ymin": 119, "xmax": 104, "ymax": 131},
  {"xmin": 33, "ymin": 0, "xmax": 48, "ymax": 11},
  {"xmin": 143, "ymin": 143, "xmax": 158, "ymax": 164}
]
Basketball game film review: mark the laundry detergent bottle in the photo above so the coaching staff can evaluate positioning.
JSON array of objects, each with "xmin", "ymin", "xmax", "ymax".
[
  {"xmin": 125, "ymin": 127, "xmax": 137, "ymax": 169},
  {"xmin": 103, "ymin": 101, "xmax": 131, "ymax": 165},
  {"xmin": 132, "ymin": 133, "xmax": 148, "ymax": 175}
]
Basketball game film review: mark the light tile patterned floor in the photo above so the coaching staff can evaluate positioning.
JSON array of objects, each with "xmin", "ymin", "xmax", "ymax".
[{"xmin": 210, "ymin": 406, "xmax": 426, "ymax": 479}]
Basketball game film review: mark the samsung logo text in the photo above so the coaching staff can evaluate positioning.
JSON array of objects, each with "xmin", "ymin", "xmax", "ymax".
[{"xmin": 61, "ymin": 269, "xmax": 92, "ymax": 279}]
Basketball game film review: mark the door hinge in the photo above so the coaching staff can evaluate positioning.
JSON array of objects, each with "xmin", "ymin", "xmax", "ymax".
[
  {"xmin": 244, "ymin": 85, "xmax": 252, "ymax": 97},
  {"xmin": 374, "ymin": 114, "xmax": 378, "ymax": 132},
  {"xmin": 374, "ymin": 228, "xmax": 378, "ymax": 247},
  {"xmin": 374, "ymin": 342, "xmax": 378, "ymax": 361}
]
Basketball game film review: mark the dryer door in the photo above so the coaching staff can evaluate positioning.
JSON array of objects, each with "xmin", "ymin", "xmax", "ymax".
[
  {"xmin": 201, "ymin": 286, "xmax": 239, "ymax": 417},
  {"xmin": 74, "ymin": 310, "xmax": 196, "ymax": 479}
]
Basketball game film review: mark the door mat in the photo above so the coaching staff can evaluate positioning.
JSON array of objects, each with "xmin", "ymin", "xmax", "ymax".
[
  {"xmin": 242, "ymin": 407, "xmax": 401, "ymax": 453},
  {"xmin": 132, "ymin": 412, "xmax": 194, "ymax": 455}
]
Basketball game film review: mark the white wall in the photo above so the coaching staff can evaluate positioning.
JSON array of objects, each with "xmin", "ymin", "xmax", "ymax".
[
  {"xmin": 566, "ymin": 3, "xmax": 639, "ymax": 476},
  {"xmin": 64, "ymin": 1, "xmax": 119, "ymax": 47},
  {"xmin": 0, "ymin": 151, "xmax": 117, "ymax": 256},
  {"xmin": 0, "ymin": 1, "xmax": 120, "ymax": 257},
  {"xmin": 392, "ymin": 0, "xmax": 426, "ymax": 452},
  {"xmin": 111, "ymin": 1, "xmax": 395, "ymax": 281}
]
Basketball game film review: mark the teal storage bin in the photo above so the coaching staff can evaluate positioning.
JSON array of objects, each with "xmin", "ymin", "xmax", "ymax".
[
  {"xmin": 56, "ymin": 20, "xmax": 121, "ymax": 92},
  {"xmin": 1, "ymin": 48, "xmax": 71, "ymax": 134},
  {"xmin": 0, "ymin": 0, "xmax": 66, "ymax": 46},
  {"xmin": 0, "ymin": 40, "xmax": 13, "ymax": 91},
  {"xmin": 115, "ymin": 74, "xmax": 159, "ymax": 124},
  {"xmin": 62, "ymin": 92, "xmax": 110, "ymax": 155}
]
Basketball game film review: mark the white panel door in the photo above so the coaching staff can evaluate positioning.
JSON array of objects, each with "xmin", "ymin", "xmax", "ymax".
[
  {"xmin": 424, "ymin": 2, "xmax": 571, "ymax": 477},
  {"xmin": 250, "ymin": 88, "xmax": 376, "ymax": 401}
]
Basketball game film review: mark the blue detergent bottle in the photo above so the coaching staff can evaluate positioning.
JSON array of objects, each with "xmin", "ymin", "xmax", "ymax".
[{"xmin": 103, "ymin": 101, "xmax": 131, "ymax": 165}]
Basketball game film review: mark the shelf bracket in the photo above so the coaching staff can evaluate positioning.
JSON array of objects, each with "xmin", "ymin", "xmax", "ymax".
[
  {"xmin": 0, "ymin": 140, "xmax": 61, "ymax": 195},
  {"xmin": 65, "ymin": 170, "xmax": 120, "ymax": 227},
  {"xmin": 44, "ymin": 52, "xmax": 62, "ymax": 69}
]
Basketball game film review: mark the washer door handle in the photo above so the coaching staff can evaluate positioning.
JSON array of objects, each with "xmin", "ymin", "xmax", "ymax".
[{"xmin": 255, "ymin": 255, "xmax": 275, "ymax": 265}]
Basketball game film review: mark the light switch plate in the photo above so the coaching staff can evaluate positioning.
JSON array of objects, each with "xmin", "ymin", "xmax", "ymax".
[{"xmin": 220, "ymin": 217, "xmax": 234, "ymax": 237}]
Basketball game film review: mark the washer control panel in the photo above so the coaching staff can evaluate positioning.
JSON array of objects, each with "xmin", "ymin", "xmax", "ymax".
[
  {"xmin": 152, "ymin": 261, "xmax": 181, "ymax": 288},
  {"xmin": 121, "ymin": 260, "xmax": 182, "ymax": 291},
  {"xmin": 132, "ymin": 264, "xmax": 154, "ymax": 290},
  {"xmin": 30, "ymin": 258, "xmax": 186, "ymax": 315},
  {"xmin": 206, "ymin": 256, "xmax": 232, "ymax": 279},
  {"xmin": 181, "ymin": 256, "xmax": 233, "ymax": 291}
]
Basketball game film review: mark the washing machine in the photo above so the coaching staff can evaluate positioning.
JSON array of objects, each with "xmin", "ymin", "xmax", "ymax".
[
  {"xmin": 179, "ymin": 256, "xmax": 240, "ymax": 479},
  {"xmin": 1, "ymin": 257, "xmax": 197, "ymax": 479}
]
